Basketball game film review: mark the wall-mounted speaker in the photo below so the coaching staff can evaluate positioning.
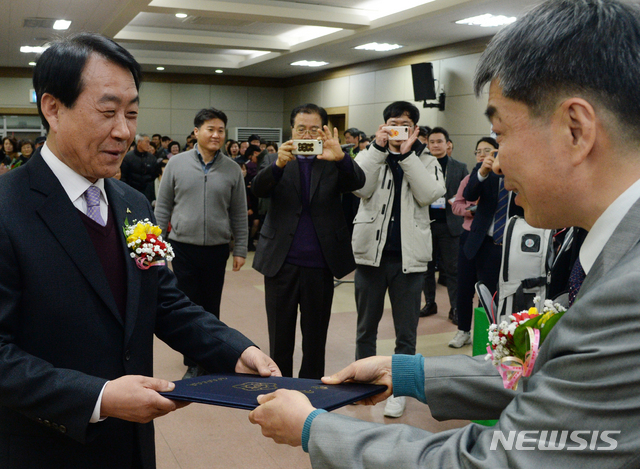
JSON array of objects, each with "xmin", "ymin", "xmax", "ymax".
[{"xmin": 411, "ymin": 63, "xmax": 436, "ymax": 101}]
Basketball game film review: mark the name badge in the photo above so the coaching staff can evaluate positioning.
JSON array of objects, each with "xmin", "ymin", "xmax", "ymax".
[{"xmin": 431, "ymin": 197, "xmax": 446, "ymax": 209}]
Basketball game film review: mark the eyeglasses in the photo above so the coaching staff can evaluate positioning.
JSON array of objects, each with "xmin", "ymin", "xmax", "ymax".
[
  {"xmin": 294, "ymin": 126, "xmax": 320, "ymax": 137},
  {"xmin": 474, "ymin": 148, "xmax": 496, "ymax": 155}
]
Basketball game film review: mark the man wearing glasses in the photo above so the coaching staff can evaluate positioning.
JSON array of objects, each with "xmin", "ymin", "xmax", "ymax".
[
  {"xmin": 252, "ymin": 103, "xmax": 365, "ymax": 379},
  {"xmin": 350, "ymin": 101, "xmax": 445, "ymax": 418}
]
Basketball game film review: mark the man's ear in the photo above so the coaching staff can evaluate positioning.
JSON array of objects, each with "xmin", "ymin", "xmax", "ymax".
[
  {"xmin": 40, "ymin": 93, "xmax": 60, "ymax": 134},
  {"xmin": 560, "ymin": 98, "xmax": 597, "ymax": 166}
]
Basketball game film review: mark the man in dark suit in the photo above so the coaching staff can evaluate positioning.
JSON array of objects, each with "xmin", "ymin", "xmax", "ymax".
[
  {"xmin": 252, "ymin": 103, "xmax": 365, "ymax": 379},
  {"xmin": 422, "ymin": 127, "xmax": 468, "ymax": 322},
  {"xmin": 463, "ymin": 146, "xmax": 523, "ymax": 296},
  {"xmin": 0, "ymin": 33, "xmax": 279, "ymax": 469}
]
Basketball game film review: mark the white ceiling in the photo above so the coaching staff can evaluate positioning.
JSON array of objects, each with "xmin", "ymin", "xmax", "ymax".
[{"xmin": 2, "ymin": 0, "xmax": 547, "ymax": 79}]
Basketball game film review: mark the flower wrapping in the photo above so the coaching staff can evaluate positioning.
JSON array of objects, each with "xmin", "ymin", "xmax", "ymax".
[
  {"xmin": 123, "ymin": 218, "xmax": 174, "ymax": 270},
  {"xmin": 486, "ymin": 297, "xmax": 566, "ymax": 390}
]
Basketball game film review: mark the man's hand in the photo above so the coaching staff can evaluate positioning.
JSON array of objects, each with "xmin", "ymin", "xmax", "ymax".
[
  {"xmin": 248, "ymin": 390, "xmax": 315, "ymax": 446},
  {"xmin": 479, "ymin": 153, "xmax": 496, "ymax": 178},
  {"xmin": 374, "ymin": 123, "xmax": 391, "ymax": 148},
  {"xmin": 276, "ymin": 141, "xmax": 295, "ymax": 168},
  {"xmin": 317, "ymin": 126, "xmax": 344, "ymax": 162},
  {"xmin": 321, "ymin": 356, "xmax": 393, "ymax": 405},
  {"xmin": 399, "ymin": 126, "xmax": 420, "ymax": 155},
  {"xmin": 0, "ymin": 164, "xmax": 9, "ymax": 175},
  {"xmin": 100, "ymin": 375, "xmax": 189, "ymax": 423},
  {"xmin": 235, "ymin": 346, "xmax": 282, "ymax": 377},
  {"xmin": 232, "ymin": 256, "xmax": 245, "ymax": 272}
]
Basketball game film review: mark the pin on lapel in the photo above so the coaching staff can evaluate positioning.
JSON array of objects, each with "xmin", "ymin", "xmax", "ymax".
[{"xmin": 126, "ymin": 208, "xmax": 132, "ymax": 213}]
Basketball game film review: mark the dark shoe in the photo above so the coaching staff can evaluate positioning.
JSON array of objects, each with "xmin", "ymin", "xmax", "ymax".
[
  {"xmin": 448, "ymin": 308, "xmax": 458, "ymax": 326},
  {"xmin": 182, "ymin": 365, "xmax": 204, "ymax": 380},
  {"xmin": 420, "ymin": 302, "xmax": 438, "ymax": 317}
]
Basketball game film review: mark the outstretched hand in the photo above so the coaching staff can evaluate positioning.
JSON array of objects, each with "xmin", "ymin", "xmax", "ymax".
[
  {"xmin": 248, "ymin": 389, "xmax": 315, "ymax": 446},
  {"xmin": 235, "ymin": 346, "xmax": 282, "ymax": 377},
  {"xmin": 317, "ymin": 125, "xmax": 344, "ymax": 162},
  {"xmin": 321, "ymin": 356, "xmax": 393, "ymax": 405}
]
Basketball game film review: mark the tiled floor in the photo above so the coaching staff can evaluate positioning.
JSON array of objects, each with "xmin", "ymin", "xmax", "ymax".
[{"xmin": 153, "ymin": 252, "xmax": 473, "ymax": 469}]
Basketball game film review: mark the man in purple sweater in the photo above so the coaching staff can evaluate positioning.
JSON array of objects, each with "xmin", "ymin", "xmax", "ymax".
[{"xmin": 252, "ymin": 104, "xmax": 365, "ymax": 378}]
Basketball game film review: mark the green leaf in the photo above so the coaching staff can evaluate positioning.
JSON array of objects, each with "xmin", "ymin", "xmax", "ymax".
[{"xmin": 539, "ymin": 311, "xmax": 566, "ymax": 344}]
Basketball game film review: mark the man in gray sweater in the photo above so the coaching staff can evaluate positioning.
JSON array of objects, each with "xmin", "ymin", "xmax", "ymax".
[{"xmin": 155, "ymin": 108, "xmax": 248, "ymax": 379}]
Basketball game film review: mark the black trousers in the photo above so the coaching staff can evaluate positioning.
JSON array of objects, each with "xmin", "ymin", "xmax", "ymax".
[
  {"xmin": 264, "ymin": 263, "xmax": 334, "ymax": 379},
  {"xmin": 424, "ymin": 221, "xmax": 460, "ymax": 310},
  {"xmin": 170, "ymin": 240, "xmax": 229, "ymax": 367}
]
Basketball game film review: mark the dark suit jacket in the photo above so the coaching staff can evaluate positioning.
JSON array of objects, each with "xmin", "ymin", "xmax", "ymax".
[
  {"xmin": 0, "ymin": 153, "xmax": 254, "ymax": 468},
  {"xmin": 439, "ymin": 156, "xmax": 468, "ymax": 237},
  {"xmin": 251, "ymin": 154, "xmax": 365, "ymax": 279},
  {"xmin": 462, "ymin": 161, "xmax": 524, "ymax": 259}
]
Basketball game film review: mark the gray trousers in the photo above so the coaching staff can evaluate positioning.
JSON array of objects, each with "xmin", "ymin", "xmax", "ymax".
[{"xmin": 354, "ymin": 255, "xmax": 423, "ymax": 359}]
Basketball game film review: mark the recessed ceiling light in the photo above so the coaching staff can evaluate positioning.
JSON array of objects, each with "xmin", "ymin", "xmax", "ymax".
[
  {"xmin": 354, "ymin": 42, "xmax": 403, "ymax": 52},
  {"xmin": 290, "ymin": 60, "xmax": 329, "ymax": 67},
  {"xmin": 156, "ymin": 66, "xmax": 165, "ymax": 71},
  {"xmin": 53, "ymin": 20, "xmax": 71, "ymax": 30},
  {"xmin": 175, "ymin": 13, "xmax": 188, "ymax": 19},
  {"xmin": 28, "ymin": 62, "xmax": 37, "ymax": 66},
  {"xmin": 215, "ymin": 69, "xmax": 223, "ymax": 74},
  {"xmin": 20, "ymin": 46, "xmax": 48, "ymax": 54},
  {"xmin": 455, "ymin": 14, "xmax": 517, "ymax": 27}
]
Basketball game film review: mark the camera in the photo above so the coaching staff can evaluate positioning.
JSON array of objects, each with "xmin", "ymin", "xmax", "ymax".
[
  {"xmin": 292, "ymin": 139, "xmax": 323, "ymax": 155},
  {"xmin": 383, "ymin": 126, "xmax": 409, "ymax": 140}
]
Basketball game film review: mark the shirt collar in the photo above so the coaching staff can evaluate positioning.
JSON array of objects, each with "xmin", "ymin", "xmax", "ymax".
[
  {"xmin": 40, "ymin": 142, "xmax": 108, "ymax": 206},
  {"xmin": 580, "ymin": 177, "xmax": 640, "ymax": 274}
]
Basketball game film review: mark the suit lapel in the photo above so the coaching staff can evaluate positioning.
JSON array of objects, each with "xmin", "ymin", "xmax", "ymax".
[
  {"xmin": 104, "ymin": 179, "xmax": 141, "ymax": 342},
  {"xmin": 29, "ymin": 155, "xmax": 122, "ymax": 326},
  {"xmin": 577, "ymin": 197, "xmax": 640, "ymax": 302}
]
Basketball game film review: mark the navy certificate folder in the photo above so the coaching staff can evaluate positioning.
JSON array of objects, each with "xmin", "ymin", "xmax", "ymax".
[{"xmin": 159, "ymin": 373, "xmax": 387, "ymax": 411}]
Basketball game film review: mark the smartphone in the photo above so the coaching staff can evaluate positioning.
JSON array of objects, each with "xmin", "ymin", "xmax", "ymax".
[
  {"xmin": 466, "ymin": 205, "xmax": 477, "ymax": 213},
  {"xmin": 292, "ymin": 139, "xmax": 323, "ymax": 155},
  {"xmin": 383, "ymin": 126, "xmax": 409, "ymax": 140}
]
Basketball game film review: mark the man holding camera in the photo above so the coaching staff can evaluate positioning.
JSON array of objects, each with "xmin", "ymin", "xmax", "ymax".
[
  {"xmin": 350, "ymin": 101, "xmax": 445, "ymax": 418},
  {"xmin": 252, "ymin": 103, "xmax": 365, "ymax": 379}
]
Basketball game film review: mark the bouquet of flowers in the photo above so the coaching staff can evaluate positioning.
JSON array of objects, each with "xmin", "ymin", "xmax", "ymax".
[
  {"xmin": 123, "ymin": 218, "xmax": 174, "ymax": 270},
  {"xmin": 486, "ymin": 297, "xmax": 567, "ymax": 390}
]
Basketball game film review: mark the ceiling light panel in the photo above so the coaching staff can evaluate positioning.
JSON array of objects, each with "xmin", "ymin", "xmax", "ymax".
[
  {"xmin": 354, "ymin": 42, "xmax": 403, "ymax": 51},
  {"xmin": 455, "ymin": 14, "xmax": 517, "ymax": 28}
]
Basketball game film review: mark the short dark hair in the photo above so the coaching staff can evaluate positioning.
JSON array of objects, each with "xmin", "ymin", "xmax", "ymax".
[
  {"xmin": 476, "ymin": 137, "xmax": 498, "ymax": 150},
  {"xmin": 245, "ymin": 144, "xmax": 261, "ymax": 157},
  {"xmin": 344, "ymin": 128, "xmax": 360, "ymax": 137},
  {"xmin": 290, "ymin": 103, "xmax": 328, "ymax": 127},
  {"xmin": 194, "ymin": 108, "xmax": 228, "ymax": 129},
  {"xmin": 418, "ymin": 126, "xmax": 431, "ymax": 138},
  {"xmin": 383, "ymin": 101, "xmax": 419, "ymax": 125},
  {"xmin": 265, "ymin": 141, "xmax": 278, "ymax": 152},
  {"xmin": 2, "ymin": 137, "xmax": 17, "ymax": 153},
  {"xmin": 161, "ymin": 136, "xmax": 171, "ymax": 142},
  {"xmin": 427, "ymin": 126, "xmax": 450, "ymax": 142},
  {"xmin": 34, "ymin": 136, "xmax": 47, "ymax": 145},
  {"xmin": 474, "ymin": 0, "xmax": 640, "ymax": 139},
  {"xmin": 247, "ymin": 134, "xmax": 261, "ymax": 143},
  {"xmin": 168, "ymin": 141, "xmax": 181, "ymax": 153},
  {"xmin": 20, "ymin": 139, "xmax": 35, "ymax": 150},
  {"xmin": 33, "ymin": 32, "xmax": 141, "ymax": 132},
  {"xmin": 152, "ymin": 133, "xmax": 161, "ymax": 139}
]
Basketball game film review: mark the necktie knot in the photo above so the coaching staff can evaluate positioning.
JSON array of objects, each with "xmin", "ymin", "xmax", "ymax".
[{"xmin": 84, "ymin": 186, "xmax": 105, "ymax": 226}]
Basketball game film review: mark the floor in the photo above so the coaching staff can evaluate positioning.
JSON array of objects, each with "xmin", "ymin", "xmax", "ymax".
[{"xmin": 153, "ymin": 252, "xmax": 473, "ymax": 469}]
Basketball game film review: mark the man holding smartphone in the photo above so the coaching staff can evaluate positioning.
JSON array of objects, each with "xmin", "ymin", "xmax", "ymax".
[
  {"xmin": 350, "ymin": 101, "xmax": 445, "ymax": 417},
  {"xmin": 252, "ymin": 103, "xmax": 365, "ymax": 379}
]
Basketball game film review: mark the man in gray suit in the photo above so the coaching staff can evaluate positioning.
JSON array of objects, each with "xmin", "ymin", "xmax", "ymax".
[{"xmin": 248, "ymin": 1, "xmax": 640, "ymax": 467}]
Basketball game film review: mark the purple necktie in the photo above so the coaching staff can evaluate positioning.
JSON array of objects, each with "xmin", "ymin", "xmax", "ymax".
[
  {"xmin": 84, "ymin": 186, "xmax": 105, "ymax": 226},
  {"xmin": 568, "ymin": 257, "xmax": 586, "ymax": 307}
]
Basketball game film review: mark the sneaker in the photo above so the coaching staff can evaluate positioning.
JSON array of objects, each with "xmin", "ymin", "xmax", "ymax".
[
  {"xmin": 383, "ymin": 396, "xmax": 406, "ymax": 418},
  {"xmin": 448, "ymin": 330, "xmax": 472, "ymax": 348},
  {"xmin": 419, "ymin": 302, "xmax": 438, "ymax": 317}
]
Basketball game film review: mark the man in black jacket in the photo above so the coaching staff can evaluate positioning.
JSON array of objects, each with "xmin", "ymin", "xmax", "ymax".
[{"xmin": 121, "ymin": 133, "xmax": 160, "ymax": 203}]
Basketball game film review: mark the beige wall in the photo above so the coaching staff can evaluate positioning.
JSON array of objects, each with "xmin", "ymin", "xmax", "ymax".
[{"xmin": 283, "ymin": 52, "xmax": 491, "ymax": 170}]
